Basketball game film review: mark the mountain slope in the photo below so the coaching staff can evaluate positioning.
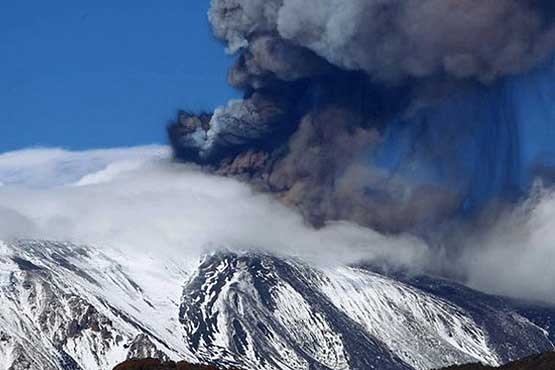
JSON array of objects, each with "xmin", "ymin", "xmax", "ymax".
[
  {"xmin": 0, "ymin": 241, "xmax": 554, "ymax": 370},
  {"xmin": 0, "ymin": 240, "xmax": 190, "ymax": 370},
  {"xmin": 180, "ymin": 253, "xmax": 554, "ymax": 370}
]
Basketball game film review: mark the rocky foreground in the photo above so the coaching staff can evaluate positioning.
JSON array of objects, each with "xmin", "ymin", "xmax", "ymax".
[
  {"xmin": 437, "ymin": 351, "xmax": 555, "ymax": 369},
  {"xmin": 113, "ymin": 359, "xmax": 225, "ymax": 369},
  {"xmin": 114, "ymin": 351, "xmax": 555, "ymax": 370}
]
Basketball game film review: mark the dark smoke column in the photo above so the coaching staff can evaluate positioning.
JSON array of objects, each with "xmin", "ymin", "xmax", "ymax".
[{"xmin": 169, "ymin": 0, "xmax": 555, "ymax": 232}]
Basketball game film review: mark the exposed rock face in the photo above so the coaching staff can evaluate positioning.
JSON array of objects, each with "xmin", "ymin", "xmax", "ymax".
[
  {"xmin": 113, "ymin": 358, "xmax": 227, "ymax": 370},
  {"xmin": 179, "ymin": 252, "xmax": 554, "ymax": 370},
  {"xmin": 437, "ymin": 351, "xmax": 555, "ymax": 370},
  {"xmin": 113, "ymin": 351, "xmax": 555, "ymax": 370},
  {"xmin": 1, "ymin": 240, "xmax": 555, "ymax": 370},
  {"xmin": 126, "ymin": 335, "xmax": 170, "ymax": 362},
  {"xmin": 0, "ymin": 240, "xmax": 189, "ymax": 370}
]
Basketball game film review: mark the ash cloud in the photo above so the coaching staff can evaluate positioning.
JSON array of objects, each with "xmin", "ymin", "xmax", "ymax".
[
  {"xmin": 165, "ymin": 0, "xmax": 555, "ymax": 302},
  {"xmin": 210, "ymin": 0, "xmax": 555, "ymax": 83},
  {"xmin": 1, "ymin": 1, "xmax": 555, "ymax": 315},
  {"xmin": 171, "ymin": 0, "xmax": 555, "ymax": 233},
  {"xmin": 227, "ymin": 35, "xmax": 331, "ymax": 89}
]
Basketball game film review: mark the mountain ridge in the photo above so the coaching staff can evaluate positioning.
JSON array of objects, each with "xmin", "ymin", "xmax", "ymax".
[{"xmin": 1, "ymin": 240, "xmax": 554, "ymax": 370}]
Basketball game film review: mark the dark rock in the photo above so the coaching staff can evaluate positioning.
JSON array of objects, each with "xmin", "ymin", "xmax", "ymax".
[
  {"xmin": 437, "ymin": 351, "xmax": 555, "ymax": 370},
  {"xmin": 113, "ymin": 358, "xmax": 236, "ymax": 370}
]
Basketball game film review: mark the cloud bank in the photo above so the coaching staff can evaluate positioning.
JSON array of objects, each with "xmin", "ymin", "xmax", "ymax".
[
  {"xmin": 0, "ymin": 146, "xmax": 554, "ymax": 304},
  {"xmin": 461, "ymin": 186, "xmax": 555, "ymax": 303},
  {"xmin": 0, "ymin": 146, "xmax": 431, "ymax": 269}
]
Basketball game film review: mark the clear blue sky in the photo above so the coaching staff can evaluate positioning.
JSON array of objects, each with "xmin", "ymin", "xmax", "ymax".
[{"xmin": 0, "ymin": 0, "xmax": 240, "ymax": 152}]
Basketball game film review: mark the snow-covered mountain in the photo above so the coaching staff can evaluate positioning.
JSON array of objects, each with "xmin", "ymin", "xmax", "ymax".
[
  {"xmin": 0, "ymin": 240, "xmax": 190, "ymax": 370},
  {"xmin": 0, "ymin": 240, "xmax": 553, "ymax": 370}
]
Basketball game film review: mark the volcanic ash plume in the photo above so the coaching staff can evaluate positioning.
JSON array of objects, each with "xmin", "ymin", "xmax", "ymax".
[
  {"xmin": 169, "ymin": 0, "xmax": 555, "ymax": 233},
  {"xmin": 209, "ymin": 0, "xmax": 555, "ymax": 82}
]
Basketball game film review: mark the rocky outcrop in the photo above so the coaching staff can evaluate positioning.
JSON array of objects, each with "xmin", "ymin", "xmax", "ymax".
[
  {"xmin": 438, "ymin": 351, "xmax": 555, "ymax": 370},
  {"xmin": 113, "ymin": 359, "xmax": 228, "ymax": 370}
]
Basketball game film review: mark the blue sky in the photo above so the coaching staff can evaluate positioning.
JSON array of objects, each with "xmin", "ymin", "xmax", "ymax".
[{"xmin": 0, "ymin": 0, "xmax": 239, "ymax": 152}]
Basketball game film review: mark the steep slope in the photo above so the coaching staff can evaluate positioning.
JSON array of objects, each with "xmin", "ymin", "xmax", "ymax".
[
  {"xmin": 0, "ymin": 240, "xmax": 190, "ymax": 370},
  {"xmin": 1, "ymin": 241, "xmax": 554, "ymax": 370},
  {"xmin": 179, "ymin": 253, "xmax": 554, "ymax": 370}
]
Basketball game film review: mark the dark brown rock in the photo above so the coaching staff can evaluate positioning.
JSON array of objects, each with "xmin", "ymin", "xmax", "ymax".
[
  {"xmin": 437, "ymin": 351, "xmax": 555, "ymax": 370},
  {"xmin": 113, "ymin": 358, "xmax": 238, "ymax": 370}
]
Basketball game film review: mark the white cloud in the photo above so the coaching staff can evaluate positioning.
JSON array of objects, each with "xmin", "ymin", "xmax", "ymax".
[
  {"xmin": 0, "ymin": 145, "xmax": 554, "ymax": 304},
  {"xmin": 461, "ymin": 186, "xmax": 555, "ymax": 304},
  {"xmin": 0, "ymin": 145, "xmax": 168, "ymax": 188},
  {"xmin": 0, "ymin": 146, "xmax": 432, "ymax": 269}
]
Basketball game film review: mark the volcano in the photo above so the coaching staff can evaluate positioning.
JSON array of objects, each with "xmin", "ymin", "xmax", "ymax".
[{"xmin": 1, "ymin": 240, "xmax": 553, "ymax": 370}]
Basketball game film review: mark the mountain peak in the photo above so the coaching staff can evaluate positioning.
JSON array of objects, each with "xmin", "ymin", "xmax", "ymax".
[{"xmin": 1, "ymin": 240, "xmax": 554, "ymax": 370}]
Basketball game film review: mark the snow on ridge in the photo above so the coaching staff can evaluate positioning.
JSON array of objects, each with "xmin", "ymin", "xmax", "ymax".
[
  {"xmin": 316, "ymin": 266, "xmax": 500, "ymax": 369},
  {"xmin": 0, "ymin": 243, "xmax": 553, "ymax": 370},
  {"xmin": 0, "ymin": 240, "xmax": 192, "ymax": 370}
]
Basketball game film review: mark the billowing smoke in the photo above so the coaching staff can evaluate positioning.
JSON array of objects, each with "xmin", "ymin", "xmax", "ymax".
[
  {"xmin": 2, "ymin": 1, "xmax": 555, "ymax": 319},
  {"xmin": 210, "ymin": 0, "xmax": 555, "ymax": 82},
  {"xmin": 168, "ymin": 0, "xmax": 555, "ymax": 234},
  {"xmin": 2, "ymin": 147, "xmax": 555, "ymax": 304},
  {"xmin": 460, "ymin": 185, "xmax": 555, "ymax": 303}
]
